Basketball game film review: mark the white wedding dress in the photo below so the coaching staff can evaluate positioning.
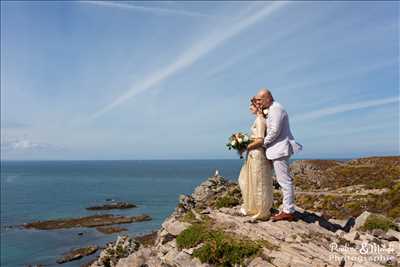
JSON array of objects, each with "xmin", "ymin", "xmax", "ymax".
[{"xmin": 238, "ymin": 115, "xmax": 273, "ymax": 220}]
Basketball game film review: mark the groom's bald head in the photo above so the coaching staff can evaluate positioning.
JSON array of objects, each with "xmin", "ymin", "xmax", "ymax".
[{"xmin": 257, "ymin": 88, "xmax": 274, "ymax": 108}]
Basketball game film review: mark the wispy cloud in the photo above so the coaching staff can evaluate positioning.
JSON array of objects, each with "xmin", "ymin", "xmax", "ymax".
[
  {"xmin": 204, "ymin": 6, "xmax": 339, "ymax": 78},
  {"xmin": 1, "ymin": 136, "xmax": 64, "ymax": 151},
  {"xmin": 293, "ymin": 96, "xmax": 400, "ymax": 122},
  {"xmin": 81, "ymin": 1, "xmax": 215, "ymax": 18},
  {"xmin": 88, "ymin": 1, "xmax": 289, "ymax": 119},
  {"xmin": 277, "ymin": 60, "xmax": 397, "ymax": 92}
]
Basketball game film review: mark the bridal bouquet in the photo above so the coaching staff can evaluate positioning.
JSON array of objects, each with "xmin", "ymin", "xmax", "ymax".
[{"xmin": 226, "ymin": 132, "xmax": 251, "ymax": 159}]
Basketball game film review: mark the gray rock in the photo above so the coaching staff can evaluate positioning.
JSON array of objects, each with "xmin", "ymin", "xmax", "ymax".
[
  {"xmin": 200, "ymin": 207, "xmax": 211, "ymax": 214},
  {"xmin": 116, "ymin": 247, "xmax": 163, "ymax": 267},
  {"xmin": 387, "ymin": 229, "xmax": 400, "ymax": 241},
  {"xmin": 178, "ymin": 194, "xmax": 195, "ymax": 211},
  {"xmin": 335, "ymin": 229, "xmax": 345, "ymax": 237},
  {"xmin": 352, "ymin": 211, "xmax": 372, "ymax": 231},
  {"xmin": 161, "ymin": 216, "xmax": 191, "ymax": 236},
  {"xmin": 343, "ymin": 231, "xmax": 360, "ymax": 241},
  {"xmin": 248, "ymin": 256, "xmax": 275, "ymax": 267},
  {"xmin": 56, "ymin": 245, "xmax": 98, "ymax": 264},
  {"xmin": 372, "ymin": 229, "xmax": 400, "ymax": 241},
  {"xmin": 191, "ymin": 175, "xmax": 228, "ymax": 207},
  {"xmin": 95, "ymin": 236, "xmax": 140, "ymax": 267},
  {"xmin": 86, "ymin": 201, "xmax": 136, "ymax": 211}
]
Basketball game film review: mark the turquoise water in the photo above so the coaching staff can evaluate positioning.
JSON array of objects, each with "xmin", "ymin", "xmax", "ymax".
[{"xmin": 1, "ymin": 160, "xmax": 243, "ymax": 267}]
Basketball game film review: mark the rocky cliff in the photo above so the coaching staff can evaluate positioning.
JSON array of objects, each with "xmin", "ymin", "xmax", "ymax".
[{"xmin": 89, "ymin": 156, "xmax": 400, "ymax": 267}]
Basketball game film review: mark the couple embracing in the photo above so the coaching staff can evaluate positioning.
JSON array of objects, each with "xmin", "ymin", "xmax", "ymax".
[{"xmin": 238, "ymin": 88, "xmax": 302, "ymax": 222}]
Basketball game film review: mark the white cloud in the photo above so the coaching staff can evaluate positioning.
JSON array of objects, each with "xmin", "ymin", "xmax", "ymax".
[
  {"xmin": 1, "ymin": 137, "xmax": 63, "ymax": 151},
  {"xmin": 81, "ymin": 1, "xmax": 215, "ymax": 18},
  {"xmin": 88, "ymin": 1, "xmax": 289, "ymax": 119},
  {"xmin": 293, "ymin": 96, "xmax": 400, "ymax": 122}
]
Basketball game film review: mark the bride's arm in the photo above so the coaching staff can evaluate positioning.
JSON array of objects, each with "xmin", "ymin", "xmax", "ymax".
[
  {"xmin": 247, "ymin": 115, "xmax": 266, "ymax": 151},
  {"xmin": 247, "ymin": 138, "xmax": 263, "ymax": 151}
]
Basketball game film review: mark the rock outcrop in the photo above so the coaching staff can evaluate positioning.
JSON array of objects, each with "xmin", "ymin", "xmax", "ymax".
[
  {"xmin": 94, "ymin": 236, "xmax": 141, "ymax": 267},
  {"xmin": 96, "ymin": 226, "xmax": 128, "ymax": 234},
  {"xmin": 90, "ymin": 157, "xmax": 400, "ymax": 267},
  {"xmin": 56, "ymin": 245, "xmax": 98, "ymax": 264},
  {"xmin": 86, "ymin": 201, "xmax": 137, "ymax": 211},
  {"xmin": 23, "ymin": 214, "xmax": 151, "ymax": 230}
]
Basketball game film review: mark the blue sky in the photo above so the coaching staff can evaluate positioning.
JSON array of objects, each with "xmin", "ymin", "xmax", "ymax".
[{"xmin": 1, "ymin": 1, "xmax": 399, "ymax": 160}]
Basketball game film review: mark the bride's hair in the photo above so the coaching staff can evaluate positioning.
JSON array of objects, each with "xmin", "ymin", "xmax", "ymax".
[{"xmin": 251, "ymin": 97, "xmax": 266, "ymax": 117}]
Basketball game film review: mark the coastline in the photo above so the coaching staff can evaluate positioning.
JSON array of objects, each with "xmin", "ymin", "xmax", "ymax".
[
  {"xmin": 86, "ymin": 156, "xmax": 400, "ymax": 267},
  {"xmin": 1, "ymin": 156, "xmax": 399, "ymax": 266}
]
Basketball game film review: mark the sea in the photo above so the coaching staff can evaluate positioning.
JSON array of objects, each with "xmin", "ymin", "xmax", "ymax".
[{"xmin": 1, "ymin": 159, "xmax": 247, "ymax": 267}]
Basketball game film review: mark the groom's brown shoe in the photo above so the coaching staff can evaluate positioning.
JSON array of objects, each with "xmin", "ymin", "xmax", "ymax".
[{"xmin": 271, "ymin": 212, "xmax": 295, "ymax": 222}]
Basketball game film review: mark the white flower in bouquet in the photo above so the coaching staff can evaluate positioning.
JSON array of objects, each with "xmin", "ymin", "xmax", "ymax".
[{"xmin": 226, "ymin": 132, "xmax": 252, "ymax": 159}]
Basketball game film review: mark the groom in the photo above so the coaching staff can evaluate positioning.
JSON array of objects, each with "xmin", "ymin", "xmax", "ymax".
[{"xmin": 254, "ymin": 88, "xmax": 302, "ymax": 222}]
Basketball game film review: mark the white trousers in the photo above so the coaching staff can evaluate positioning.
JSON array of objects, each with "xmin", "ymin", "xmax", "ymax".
[{"xmin": 272, "ymin": 155, "xmax": 295, "ymax": 214}]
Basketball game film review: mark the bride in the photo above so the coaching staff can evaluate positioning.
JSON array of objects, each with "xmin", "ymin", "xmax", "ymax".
[{"xmin": 238, "ymin": 98, "xmax": 273, "ymax": 220}]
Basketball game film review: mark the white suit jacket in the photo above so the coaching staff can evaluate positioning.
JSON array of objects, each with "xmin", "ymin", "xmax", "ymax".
[{"xmin": 263, "ymin": 101, "xmax": 302, "ymax": 160}]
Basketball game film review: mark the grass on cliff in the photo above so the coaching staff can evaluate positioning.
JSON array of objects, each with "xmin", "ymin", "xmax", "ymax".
[
  {"xmin": 324, "ymin": 164, "xmax": 399, "ymax": 190},
  {"xmin": 176, "ymin": 217, "xmax": 276, "ymax": 267},
  {"xmin": 296, "ymin": 182, "xmax": 400, "ymax": 220},
  {"xmin": 181, "ymin": 210, "xmax": 197, "ymax": 223},
  {"xmin": 176, "ymin": 223, "xmax": 208, "ymax": 249},
  {"xmin": 294, "ymin": 157, "xmax": 400, "ymax": 191},
  {"xmin": 193, "ymin": 232, "xmax": 261, "ymax": 267},
  {"xmin": 215, "ymin": 194, "xmax": 240, "ymax": 209},
  {"xmin": 360, "ymin": 214, "xmax": 398, "ymax": 232}
]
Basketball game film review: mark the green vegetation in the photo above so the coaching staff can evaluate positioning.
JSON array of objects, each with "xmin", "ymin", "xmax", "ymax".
[
  {"xmin": 215, "ymin": 194, "xmax": 240, "ymax": 209},
  {"xmin": 193, "ymin": 232, "xmax": 261, "ymax": 267},
  {"xmin": 176, "ymin": 223, "xmax": 209, "ymax": 249},
  {"xmin": 360, "ymin": 214, "xmax": 397, "ymax": 232},
  {"xmin": 293, "ymin": 157, "xmax": 400, "ymax": 191},
  {"xmin": 181, "ymin": 210, "xmax": 197, "ymax": 223},
  {"xmin": 388, "ymin": 206, "xmax": 400, "ymax": 219},
  {"xmin": 296, "ymin": 183, "xmax": 400, "ymax": 220},
  {"xmin": 176, "ymin": 218, "xmax": 277, "ymax": 267},
  {"xmin": 322, "ymin": 164, "xmax": 399, "ymax": 190},
  {"xmin": 115, "ymin": 244, "xmax": 126, "ymax": 258},
  {"xmin": 385, "ymin": 182, "xmax": 400, "ymax": 219}
]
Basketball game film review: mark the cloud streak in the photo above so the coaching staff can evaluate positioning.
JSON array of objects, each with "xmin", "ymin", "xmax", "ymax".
[
  {"xmin": 293, "ymin": 96, "xmax": 399, "ymax": 122},
  {"xmin": 1, "ymin": 137, "xmax": 63, "ymax": 151},
  {"xmin": 204, "ymin": 6, "xmax": 340, "ymax": 78},
  {"xmin": 81, "ymin": 1, "xmax": 215, "ymax": 18},
  {"xmin": 277, "ymin": 60, "xmax": 397, "ymax": 92},
  {"xmin": 88, "ymin": 1, "xmax": 289, "ymax": 119}
]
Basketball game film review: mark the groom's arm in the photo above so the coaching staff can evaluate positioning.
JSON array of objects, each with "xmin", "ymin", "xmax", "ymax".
[{"xmin": 264, "ymin": 106, "xmax": 284, "ymax": 146}]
